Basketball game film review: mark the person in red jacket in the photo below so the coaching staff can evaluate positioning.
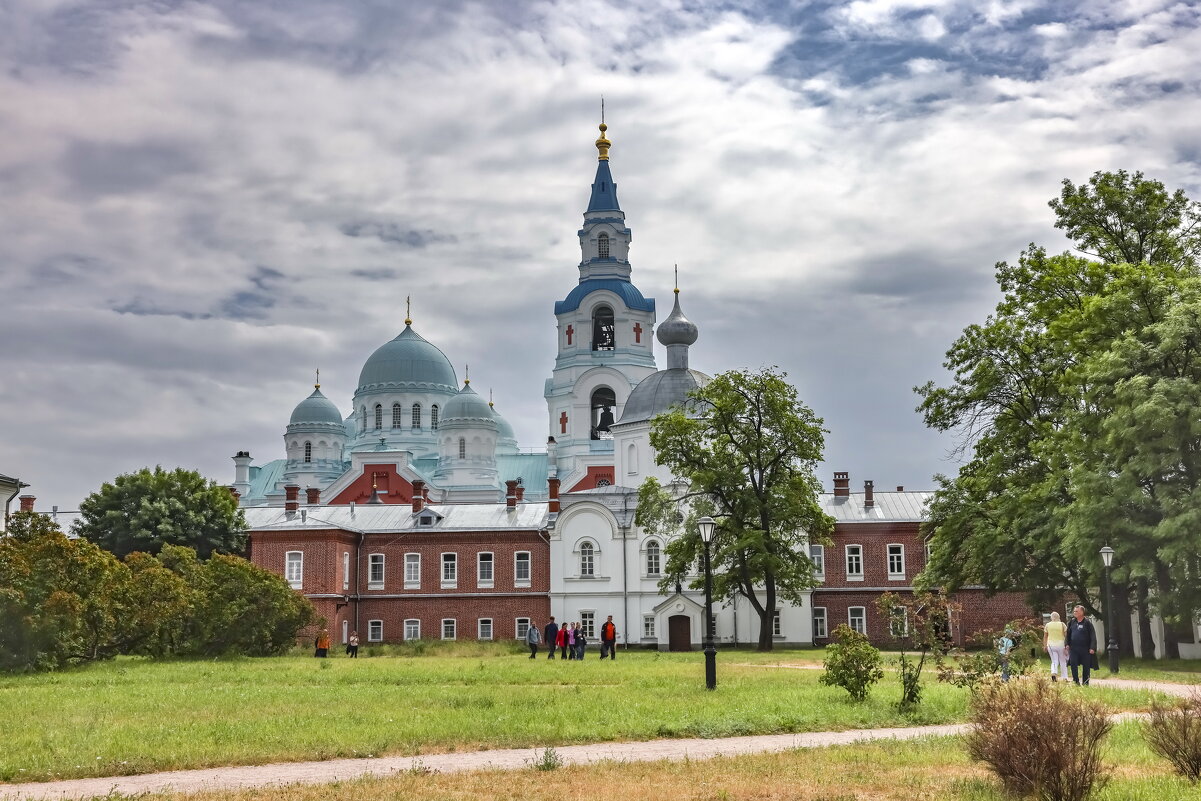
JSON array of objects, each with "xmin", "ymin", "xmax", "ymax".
[
  {"xmin": 599, "ymin": 615, "xmax": 617, "ymax": 659},
  {"xmin": 556, "ymin": 623, "xmax": 570, "ymax": 659}
]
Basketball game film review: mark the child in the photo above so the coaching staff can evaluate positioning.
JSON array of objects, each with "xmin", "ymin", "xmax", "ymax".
[{"xmin": 997, "ymin": 630, "xmax": 1015, "ymax": 682}]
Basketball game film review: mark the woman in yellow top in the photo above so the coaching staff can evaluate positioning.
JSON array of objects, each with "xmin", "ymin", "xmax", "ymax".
[{"xmin": 1043, "ymin": 612, "xmax": 1069, "ymax": 681}]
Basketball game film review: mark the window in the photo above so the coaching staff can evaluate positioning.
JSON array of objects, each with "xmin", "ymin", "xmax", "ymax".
[
  {"xmin": 514, "ymin": 551, "xmax": 531, "ymax": 586},
  {"xmin": 477, "ymin": 552, "xmax": 494, "ymax": 586},
  {"xmin": 360, "ymin": 405, "xmax": 366, "ymax": 433},
  {"xmin": 590, "ymin": 387, "xmax": 616, "ymax": 439},
  {"xmin": 809, "ymin": 544, "xmax": 825, "ymax": 578},
  {"xmin": 411, "ymin": 403, "xmax": 421, "ymax": 429},
  {"xmin": 374, "ymin": 403, "xmax": 383, "ymax": 430},
  {"xmin": 285, "ymin": 551, "xmax": 302, "ymax": 589},
  {"xmin": 925, "ymin": 542, "xmax": 932, "ymax": 564},
  {"xmin": 709, "ymin": 613, "xmax": 718, "ymax": 639},
  {"xmin": 342, "ymin": 551, "xmax": 350, "ymax": 591},
  {"xmin": 442, "ymin": 553, "xmax": 457, "ymax": 586},
  {"xmin": 404, "ymin": 553, "xmax": 420, "ymax": 588},
  {"xmin": 643, "ymin": 615, "xmax": 656, "ymax": 639},
  {"xmin": 342, "ymin": 620, "xmax": 349, "ymax": 644},
  {"xmin": 646, "ymin": 540, "xmax": 661, "ymax": 576},
  {"xmin": 845, "ymin": 545, "xmax": 863, "ymax": 580},
  {"xmin": 431, "ymin": 405, "xmax": 439, "ymax": 430},
  {"xmin": 849, "ymin": 606, "xmax": 866, "ymax": 635},
  {"xmin": 773, "ymin": 609, "xmax": 782, "ymax": 637},
  {"xmin": 592, "ymin": 305, "xmax": 615, "ymax": 351},
  {"xmin": 890, "ymin": 608, "xmax": 909, "ymax": 637},
  {"xmin": 368, "ymin": 619, "xmax": 383, "ymax": 642},
  {"xmin": 581, "ymin": 611, "xmax": 595, "ymax": 639},
  {"xmin": 392, "ymin": 402, "xmax": 403, "ymax": 428},
  {"xmin": 597, "ymin": 231, "xmax": 610, "ymax": 258},
  {"xmin": 579, "ymin": 542, "xmax": 595, "ymax": 577},
  {"xmin": 627, "ymin": 443, "xmax": 638, "ymax": 474},
  {"xmin": 442, "ymin": 619, "xmax": 457, "ymax": 640},
  {"xmin": 458, "ymin": 437, "xmax": 466, "ymax": 458},
  {"xmin": 303, "ymin": 441, "xmax": 312, "ymax": 463},
  {"xmin": 368, "ymin": 553, "xmax": 384, "ymax": 589},
  {"xmin": 887, "ymin": 544, "xmax": 905, "ymax": 578},
  {"xmin": 478, "ymin": 618, "xmax": 493, "ymax": 640},
  {"xmin": 813, "ymin": 607, "xmax": 828, "ymax": 639},
  {"xmin": 516, "ymin": 618, "xmax": 531, "ymax": 640},
  {"xmin": 404, "ymin": 619, "xmax": 420, "ymax": 640}
]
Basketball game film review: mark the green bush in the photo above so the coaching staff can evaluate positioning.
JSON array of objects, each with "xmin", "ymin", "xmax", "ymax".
[
  {"xmin": 819, "ymin": 624, "xmax": 884, "ymax": 702},
  {"xmin": 1143, "ymin": 690, "xmax": 1201, "ymax": 783}
]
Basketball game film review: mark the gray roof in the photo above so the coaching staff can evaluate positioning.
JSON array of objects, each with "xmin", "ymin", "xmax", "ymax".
[
  {"xmin": 289, "ymin": 387, "xmax": 344, "ymax": 426},
  {"xmin": 244, "ymin": 502, "xmax": 549, "ymax": 533},
  {"xmin": 617, "ymin": 368, "xmax": 709, "ymax": 424},
  {"xmin": 818, "ymin": 491, "xmax": 932, "ymax": 523}
]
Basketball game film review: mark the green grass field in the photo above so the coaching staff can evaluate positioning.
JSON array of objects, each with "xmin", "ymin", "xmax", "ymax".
[{"xmin": 0, "ymin": 646, "xmax": 1187, "ymax": 784}]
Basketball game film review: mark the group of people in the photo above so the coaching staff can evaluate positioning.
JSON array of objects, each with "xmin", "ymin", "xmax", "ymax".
[
  {"xmin": 525, "ymin": 616, "xmax": 619, "ymax": 660},
  {"xmin": 313, "ymin": 629, "xmax": 359, "ymax": 658},
  {"xmin": 1043, "ymin": 606, "xmax": 1097, "ymax": 685}
]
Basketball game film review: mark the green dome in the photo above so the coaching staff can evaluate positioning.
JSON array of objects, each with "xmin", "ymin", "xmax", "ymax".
[
  {"xmin": 357, "ymin": 325, "xmax": 458, "ymax": 392},
  {"xmin": 289, "ymin": 387, "xmax": 344, "ymax": 425},
  {"xmin": 441, "ymin": 382, "xmax": 497, "ymax": 426}
]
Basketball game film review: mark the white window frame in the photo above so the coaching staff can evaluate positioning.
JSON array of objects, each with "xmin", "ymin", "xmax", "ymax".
[
  {"xmin": 478, "ymin": 618, "xmax": 493, "ymax": 641},
  {"xmin": 441, "ymin": 552, "xmax": 457, "ymax": 588},
  {"xmin": 442, "ymin": 618, "xmax": 457, "ymax": 640},
  {"xmin": 341, "ymin": 619, "xmax": 349, "ymax": 644},
  {"xmin": 643, "ymin": 615, "xmax": 656, "ymax": 639},
  {"xmin": 845, "ymin": 545, "xmax": 864, "ymax": 581},
  {"xmin": 403, "ymin": 619, "xmax": 420, "ymax": 640},
  {"xmin": 925, "ymin": 542, "xmax": 933, "ymax": 564},
  {"xmin": 477, "ymin": 552, "xmax": 494, "ymax": 588},
  {"xmin": 890, "ymin": 607, "xmax": 909, "ymax": 638},
  {"xmin": 887, "ymin": 544, "xmax": 905, "ymax": 580},
  {"xmin": 849, "ymin": 606, "xmax": 867, "ymax": 635},
  {"xmin": 367, "ymin": 553, "xmax": 385, "ymax": 590},
  {"xmin": 285, "ymin": 551, "xmax": 303, "ymax": 589},
  {"xmin": 645, "ymin": 540, "xmax": 661, "ymax": 577},
  {"xmin": 514, "ymin": 551, "xmax": 531, "ymax": 587},
  {"xmin": 579, "ymin": 541, "xmax": 596, "ymax": 577},
  {"xmin": 580, "ymin": 611, "xmax": 596, "ymax": 639},
  {"xmin": 772, "ymin": 609, "xmax": 783, "ymax": 638},
  {"xmin": 809, "ymin": 544, "xmax": 825, "ymax": 579},
  {"xmin": 342, "ymin": 551, "xmax": 350, "ymax": 592},
  {"xmin": 392, "ymin": 402, "xmax": 403, "ymax": 429},
  {"xmin": 516, "ymin": 618, "xmax": 531, "ymax": 640},
  {"xmin": 367, "ymin": 619, "xmax": 383, "ymax": 642},
  {"xmin": 813, "ymin": 607, "xmax": 828, "ymax": 639},
  {"xmin": 404, "ymin": 552, "xmax": 420, "ymax": 589}
]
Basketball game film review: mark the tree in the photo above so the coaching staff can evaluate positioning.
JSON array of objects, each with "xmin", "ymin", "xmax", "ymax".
[
  {"xmin": 73, "ymin": 466, "xmax": 247, "ymax": 559},
  {"xmin": 916, "ymin": 171, "xmax": 1201, "ymax": 657},
  {"xmin": 876, "ymin": 591, "xmax": 957, "ymax": 709},
  {"xmin": 636, "ymin": 367, "xmax": 834, "ymax": 651}
]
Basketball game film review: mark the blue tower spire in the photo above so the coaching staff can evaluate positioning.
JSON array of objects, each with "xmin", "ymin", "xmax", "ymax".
[{"xmin": 586, "ymin": 122, "xmax": 620, "ymax": 212}]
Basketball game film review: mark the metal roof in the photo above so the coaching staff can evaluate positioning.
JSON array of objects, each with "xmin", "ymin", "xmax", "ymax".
[
  {"xmin": 244, "ymin": 502, "xmax": 549, "ymax": 533},
  {"xmin": 818, "ymin": 491, "xmax": 932, "ymax": 523}
]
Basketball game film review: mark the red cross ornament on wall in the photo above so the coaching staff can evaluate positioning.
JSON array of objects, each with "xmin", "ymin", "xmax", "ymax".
[
  {"xmin": 633, "ymin": 323, "xmax": 643, "ymax": 343},
  {"xmin": 565, "ymin": 325, "xmax": 574, "ymax": 345},
  {"xmin": 559, "ymin": 411, "xmax": 569, "ymax": 434}
]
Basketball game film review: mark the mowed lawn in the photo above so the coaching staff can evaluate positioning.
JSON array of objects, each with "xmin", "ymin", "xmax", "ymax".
[{"xmin": 0, "ymin": 646, "xmax": 1175, "ymax": 783}]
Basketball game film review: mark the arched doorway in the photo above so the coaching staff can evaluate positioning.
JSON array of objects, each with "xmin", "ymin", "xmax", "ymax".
[{"xmin": 668, "ymin": 615, "xmax": 692, "ymax": 652}]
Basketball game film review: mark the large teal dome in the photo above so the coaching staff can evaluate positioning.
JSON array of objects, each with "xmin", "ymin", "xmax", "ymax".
[
  {"xmin": 357, "ymin": 325, "xmax": 458, "ymax": 391},
  {"xmin": 289, "ymin": 386, "xmax": 344, "ymax": 425}
]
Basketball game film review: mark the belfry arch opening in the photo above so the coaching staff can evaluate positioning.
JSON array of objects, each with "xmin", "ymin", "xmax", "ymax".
[
  {"xmin": 597, "ymin": 232, "xmax": 610, "ymax": 258},
  {"xmin": 590, "ymin": 387, "xmax": 616, "ymax": 440},
  {"xmin": 592, "ymin": 305, "xmax": 615, "ymax": 351}
]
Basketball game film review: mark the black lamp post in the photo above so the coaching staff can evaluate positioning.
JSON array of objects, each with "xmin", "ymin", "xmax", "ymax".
[
  {"xmin": 1100, "ymin": 545, "xmax": 1119, "ymax": 674},
  {"xmin": 698, "ymin": 515, "xmax": 717, "ymax": 691}
]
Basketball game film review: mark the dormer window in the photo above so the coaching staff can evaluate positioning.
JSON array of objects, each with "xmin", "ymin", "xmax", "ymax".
[
  {"xmin": 419, "ymin": 514, "xmax": 435, "ymax": 527},
  {"xmin": 597, "ymin": 232, "xmax": 610, "ymax": 258},
  {"xmin": 592, "ymin": 305, "xmax": 615, "ymax": 351}
]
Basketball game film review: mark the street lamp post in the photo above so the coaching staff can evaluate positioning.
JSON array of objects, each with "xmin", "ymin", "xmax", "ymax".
[
  {"xmin": 698, "ymin": 515, "xmax": 717, "ymax": 691},
  {"xmin": 1099, "ymin": 545, "xmax": 1119, "ymax": 674}
]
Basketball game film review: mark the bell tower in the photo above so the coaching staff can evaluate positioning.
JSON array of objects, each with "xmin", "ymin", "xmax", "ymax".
[{"xmin": 545, "ymin": 120, "xmax": 659, "ymax": 491}]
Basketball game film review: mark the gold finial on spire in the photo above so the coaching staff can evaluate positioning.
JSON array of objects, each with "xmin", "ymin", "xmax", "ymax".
[
  {"xmin": 405, "ymin": 295, "xmax": 412, "ymax": 326},
  {"xmin": 489, "ymin": 388, "xmax": 494, "ymax": 408},
  {"xmin": 315, "ymin": 368, "xmax": 321, "ymax": 389},
  {"xmin": 595, "ymin": 99, "xmax": 611, "ymax": 161},
  {"xmin": 674, "ymin": 264, "xmax": 679, "ymax": 295},
  {"xmin": 464, "ymin": 364, "xmax": 470, "ymax": 385}
]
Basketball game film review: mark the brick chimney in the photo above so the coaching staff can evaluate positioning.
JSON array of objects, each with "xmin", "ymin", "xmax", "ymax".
[
  {"xmin": 864, "ymin": 480, "xmax": 875, "ymax": 508},
  {"xmin": 411, "ymin": 480, "xmax": 425, "ymax": 513},
  {"xmin": 833, "ymin": 472, "xmax": 850, "ymax": 497},
  {"xmin": 505, "ymin": 480, "xmax": 518, "ymax": 510},
  {"xmin": 305, "ymin": 487, "xmax": 320, "ymax": 506},
  {"xmin": 284, "ymin": 484, "xmax": 300, "ymax": 515},
  {"xmin": 227, "ymin": 486, "xmax": 241, "ymax": 503},
  {"xmin": 18, "ymin": 495, "xmax": 35, "ymax": 512},
  {"xmin": 548, "ymin": 477, "xmax": 561, "ymax": 514}
]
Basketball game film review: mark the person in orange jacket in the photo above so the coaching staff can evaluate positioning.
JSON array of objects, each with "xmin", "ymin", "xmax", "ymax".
[
  {"xmin": 314, "ymin": 629, "xmax": 331, "ymax": 658},
  {"xmin": 599, "ymin": 615, "xmax": 617, "ymax": 659}
]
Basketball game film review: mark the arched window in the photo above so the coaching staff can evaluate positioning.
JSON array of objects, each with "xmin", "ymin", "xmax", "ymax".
[
  {"xmin": 360, "ymin": 406, "xmax": 367, "ymax": 433},
  {"xmin": 579, "ymin": 542, "xmax": 595, "ymax": 577},
  {"xmin": 431, "ymin": 405, "xmax": 439, "ymax": 430},
  {"xmin": 411, "ymin": 403, "xmax": 422, "ymax": 429},
  {"xmin": 392, "ymin": 403, "xmax": 403, "ymax": 428},
  {"xmin": 592, "ymin": 305, "xmax": 615, "ymax": 351},
  {"xmin": 627, "ymin": 443, "xmax": 638, "ymax": 474},
  {"xmin": 646, "ymin": 540, "xmax": 661, "ymax": 576},
  {"xmin": 374, "ymin": 404, "xmax": 383, "ymax": 430},
  {"xmin": 458, "ymin": 437, "xmax": 466, "ymax": 459},
  {"xmin": 590, "ymin": 387, "xmax": 616, "ymax": 440},
  {"xmin": 303, "ymin": 441, "xmax": 312, "ymax": 463},
  {"xmin": 597, "ymin": 232, "xmax": 610, "ymax": 258}
]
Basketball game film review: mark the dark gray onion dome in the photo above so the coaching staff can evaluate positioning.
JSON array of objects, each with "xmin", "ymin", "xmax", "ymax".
[
  {"xmin": 357, "ymin": 325, "xmax": 458, "ymax": 391},
  {"xmin": 618, "ymin": 368, "xmax": 710, "ymax": 424},
  {"xmin": 289, "ymin": 386, "xmax": 344, "ymax": 425},
  {"xmin": 440, "ymin": 382, "xmax": 498, "ymax": 427},
  {"xmin": 656, "ymin": 291, "xmax": 698, "ymax": 347}
]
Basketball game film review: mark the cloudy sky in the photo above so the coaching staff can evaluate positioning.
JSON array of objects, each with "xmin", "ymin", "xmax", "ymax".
[{"xmin": 3, "ymin": 0, "xmax": 1200, "ymax": 511}]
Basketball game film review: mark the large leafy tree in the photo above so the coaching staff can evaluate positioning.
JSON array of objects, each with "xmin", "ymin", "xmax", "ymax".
[
  {"xmin": 73, "ymin": 466, "xmax": 246, "ymax": 559},
  {"xmin": 636, "ymin": 367, "xmax": 834, "ymax": 651},
  {"xmin": 916, "ymin": 171, "xmax": 1201, "ymax": 658}
]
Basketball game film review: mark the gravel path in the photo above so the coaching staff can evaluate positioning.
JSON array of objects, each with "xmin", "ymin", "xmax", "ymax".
[{"xmin": 1, "ymin": 677, "xmax": 1192, "ymax": 801}]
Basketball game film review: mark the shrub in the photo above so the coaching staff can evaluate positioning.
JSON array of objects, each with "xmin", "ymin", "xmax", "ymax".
[
  {"xmin": 876, "ymin": 592, "xmax": 958, "ymax": 709},
  {"xmin": 938, "ymin": 618, "xmax": 1045, "ymax": 691},
  {"xmin": 965, "ymin": 676, "xmax": 1111, "ymax": 801},
  {"xmin": 819, "ymin": 624, "xmax": 884, "ymax": 702},
  {"xmin": 1143, "ymin": 690, "xmax": 1201, "ymax": 782}
]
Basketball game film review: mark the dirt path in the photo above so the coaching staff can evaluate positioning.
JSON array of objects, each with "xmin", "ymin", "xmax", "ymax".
[{"xmin": 1, "ymin": 678, "xmax": 1191, "ymax": 801}]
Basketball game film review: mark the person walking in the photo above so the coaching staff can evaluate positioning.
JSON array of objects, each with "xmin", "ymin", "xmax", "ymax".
[
  {"xmin": 1043, "ymin": 611, "xmax": 1069, "ymax": 682},
  {"xmin": 1065, "ymin": 605, "xmax": 1097, "ymax": 686},
  {"xmin": 544, "ymin": 617, "xmax": 559, "ymax": 660},
  {"xmin": 557, "ymin": 624, "xmax": 570, "ymax": 660},
  {"xmin": 599, "ymin": 615, "xmax": 617, "ymax": 660},
  {"xmin": 346, "ymin": 630, "xmax": 359, "ymax": 659},
  {"xmin": 314, "ymin": 629, "xmax": 330, "ymax": 658},
  {"xmin": 997, "ymin": 629, "xmax": 1015, "ymax": 682},
  {"xmin": 525, "ymin": 621, "xmax": 541, "ymax": 658},
  {"xmin": 575, "ymin": 622, "xmax": 587, "ymax": 660}
]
